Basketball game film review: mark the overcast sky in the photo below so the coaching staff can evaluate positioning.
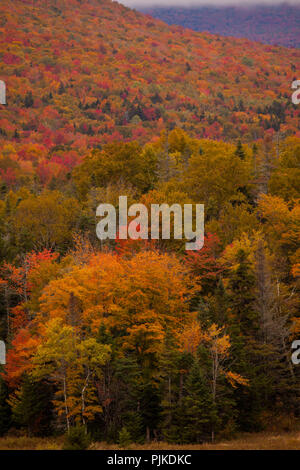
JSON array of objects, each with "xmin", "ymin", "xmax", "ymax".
[{"xmin": 119, "ymin": 0, "xmax": 300, "ymax": 8}]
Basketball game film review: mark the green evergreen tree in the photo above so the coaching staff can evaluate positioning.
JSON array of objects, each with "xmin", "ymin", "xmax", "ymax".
[
  {"xmin": 113, "ymin": 355, "xmax": 144, "ymax": 443},
  {"xmin": 235, "ymin": 140, "xmax": 246, "ymax": 160},
  {"xmin": 11, "ymin": 376, "xmax": 53, "ymax": 436},
  {"xmin": 227, "ymin": 249, "xmax": 257, "ymax": 335},
  {"xmin": 140, "ymin": 381, "xmax": 161, "ymax": 442},
  {"xmin": 118, "ymin": 426, "xmax": 132, "ymax": 448},
  {"xmin": 0, "ymin": 377, "xmax": 11, "ymax": 436},
  {"xmin": 63, "ymin": 424, "xmax": 91, "ymax": 450},
  {"xmin": 159, "ymin": 335, "xmax": 193, "ymax": 443},
  {"xmin": 183, "ymin": 362, "xmax": 216, "ymax": 443}
]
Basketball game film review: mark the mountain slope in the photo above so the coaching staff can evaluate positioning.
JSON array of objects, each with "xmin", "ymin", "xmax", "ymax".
[
  {"xmin": 140, "ymin": 4, "xmax": 300, "ymax": 49},
  {"xmin": 0, "ymin": 0, "xmax": 299, "ymax": 167}
]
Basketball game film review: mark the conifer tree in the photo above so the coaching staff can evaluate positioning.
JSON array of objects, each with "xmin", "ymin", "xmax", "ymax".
[
  {"xmin": 0, "ymin": 377, "xmax": 11, "ymax": 436},
  {"xmin": 9, "ymin": 375, "xmax": 53, "ymax": 436},
  {"xmin": 183, "ymin": 362, "xmax": 216, "ymax": 444},
  {"xmin": 235, "ymin": 140, "xmax": 245, "ymax": 160}
]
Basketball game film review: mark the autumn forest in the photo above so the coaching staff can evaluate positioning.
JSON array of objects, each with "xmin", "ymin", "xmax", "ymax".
[{"xmin": 0, "ymin": 0, "xmax": 299, "ymax": 449}]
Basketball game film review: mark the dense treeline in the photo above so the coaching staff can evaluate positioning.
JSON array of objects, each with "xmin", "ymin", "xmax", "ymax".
[{"xmin": 0, "ymin": 128, "xmax": 299, "ymax": 443}]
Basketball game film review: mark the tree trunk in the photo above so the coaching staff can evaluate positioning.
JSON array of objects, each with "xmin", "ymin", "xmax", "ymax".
[
  {"xmin": 81, "ymin": 370, "xmax": 90, "ymax": 433},
  {"xmin": 63, "ymin": 375, "xmax": 70, "ymax": 432},
  {"xmin": 146, "ymin": 426, "xmax": 150, "ymax": 443}
]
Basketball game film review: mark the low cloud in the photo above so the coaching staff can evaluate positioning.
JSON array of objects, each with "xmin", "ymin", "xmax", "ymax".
[{"xmin": 120, "ymin": 0, "xmax": 299, "ymax": 8}]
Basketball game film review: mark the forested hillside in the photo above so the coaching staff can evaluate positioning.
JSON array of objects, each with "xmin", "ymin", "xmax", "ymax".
[
  {"xmin": 0, "ymin": 0, "xmax": 299, "ymax": 189},
  {"xmin": 0, "ymin": 0, "xmax": 299, "ymax": 447},
  {"xmin": 141, "ymin": 4, "xmax": 300, "ymax": 49}
]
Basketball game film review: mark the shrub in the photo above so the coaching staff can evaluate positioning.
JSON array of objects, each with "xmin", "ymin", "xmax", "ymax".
[
  {"xmin": 118, "ymin": 427, "xmax": 132, "ymax": 448},
  {"xmin": 63, "ymin": 425, "xmax": 91, "ymax": 450}
]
